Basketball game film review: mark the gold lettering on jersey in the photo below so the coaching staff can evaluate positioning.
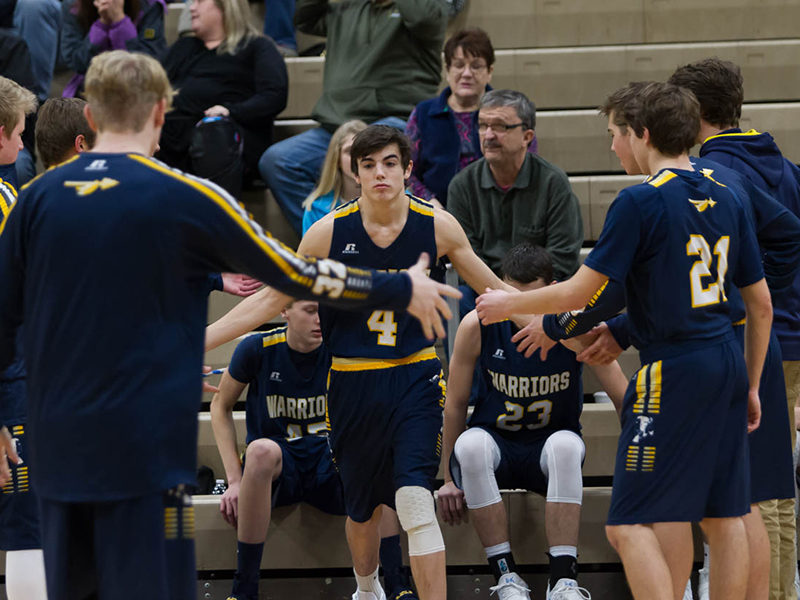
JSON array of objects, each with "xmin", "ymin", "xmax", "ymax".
[
  {"xmin": 688, "ymin": 198, "xmax": 717, "ymax": 213},
  {"xmin": 63, "ymin": 178, "xmax": 119, "ymax": 196},
  {"xmin": 486, "ymin": 369, "xmax": 571, "ymax": 399},
  {"xmin": 266, "ymin": 394, "xmax": 327, "ymax": 420}
]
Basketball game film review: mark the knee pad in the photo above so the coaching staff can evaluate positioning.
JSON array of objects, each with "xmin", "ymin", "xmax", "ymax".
[
  {"xmin": 395, "ymin": 486, "xmax": 445, "ymax": 557},
  {"xmin": 453, "ymin": 428, "xmax": 502, "ymax": 509},
  {"xmin": 540, "ymin": 431, "xmax": 585, "ymax": 505}
]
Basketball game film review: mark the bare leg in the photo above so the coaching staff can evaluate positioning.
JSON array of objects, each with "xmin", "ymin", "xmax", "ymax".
[
  {"xmin": 546, "ymin": 502, "xmax": 580, "ymax": 546},
  {"xmin": 379, "ymin": 506, "xmax": 401, "ymax": 538},
  {"xmin": 701, "ymin": 516, "xmax": 749, "ymax": 600},
  {"xmin": 606, "ymin": 524, "xmax": 675, "ymax": 600},
  {"xmin": 237, "ymin": 439, "xmax": 282, "ymax": 543},
  {"xmin": 347, "ymin": 506, "xmax": 383, "ymax": 577},
  {"xmin": 652, "ymin": 522, "xmax": 694, "ymax": 600},
  {"xmin": 743, "ymin": 507, "xmax": 770, "ymax": 600},
  {"xmin": 409, "ymin": 551, "xmax": 446, "ymax": 600},
  {"xmin": 470, "ymin": 500, "xmax": 509, "ymax": 547}
]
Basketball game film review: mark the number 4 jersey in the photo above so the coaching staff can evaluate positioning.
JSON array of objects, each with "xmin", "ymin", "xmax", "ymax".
[
  {"xmin": 469, "ymin": 319, "xmax": 583, "ymax": 437},
  {"xmin": 584, "ymin": 168, "xmax": 764, "ymax": 363},
  {"xmin": 228, "ymin": 328, "xmax": 331, "ymax": 443},
  {"xmin": 323, "ymin": 195, "xmax": 438, "ymax": 359}
]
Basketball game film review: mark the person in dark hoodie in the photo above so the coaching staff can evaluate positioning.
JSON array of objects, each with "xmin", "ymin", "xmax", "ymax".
[{"xmin": 670, "ymin": 57, "xmax": 800, "ymax": 600}]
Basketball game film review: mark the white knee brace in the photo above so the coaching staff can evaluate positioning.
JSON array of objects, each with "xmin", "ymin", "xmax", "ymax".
[
  {"xmin": 395, "ymin": 486, "xmax": 445, "ymax": 557},
  {"xmin": 453, "ymin": 427, "xmax": 502, "ymax": 509},
  {"xmin": 539, "ymin": 430, "xmax": 585, "ymax": 505}
]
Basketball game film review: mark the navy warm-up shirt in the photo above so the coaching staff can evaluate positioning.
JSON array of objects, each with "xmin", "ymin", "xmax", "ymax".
[{"xmin": 0, "ymin": 153, "xmax": 413, "ymax": 502}]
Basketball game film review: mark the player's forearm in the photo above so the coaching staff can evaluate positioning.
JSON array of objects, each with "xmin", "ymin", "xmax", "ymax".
[
  {"xmin": 206, "ymin": 286, "xmax": 290, "ymax": 351},
  {"xmin": 543, "ymin": 280, "xmax": 626, "ymax": 341},
  {"xmin": 588, "ymin": 361, "xmax": 628, "ymax": 415},
  {"xmin": 441, "ymin": 400, "xmax": 469, "ymax": 484},
  {"xmin": 741, "ymin": 279, "xmax": 773, "ymax": 392},
  {"xmin": 210, "ymin": 400, "xmax": 243, "ymax": 485}
]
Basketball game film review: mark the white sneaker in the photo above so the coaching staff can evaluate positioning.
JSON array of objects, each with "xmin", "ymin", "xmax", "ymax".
[
  {"xmin": 352, "ymin": 591, "xmax": 387, "ymax": 600},
  {"xmin": 489, "ymin": 572, "xmax": 532, "ymax": 600},
  {"xmin": 697, "ymin": 567, "xmax": 709, "ymax": 600},
  {"xmin": 546, "ymin": 578, "xmax": 591, "ymax": 600},
  {"xmin": 682, "ymin": 577, "xmax": 694, "ymax": 600}
]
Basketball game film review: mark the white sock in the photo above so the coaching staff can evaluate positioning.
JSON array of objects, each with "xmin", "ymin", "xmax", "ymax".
[
  {"xmin": 6, "ymin": 549, "xmax": 48, "ymax": 600},
  {"xmin": 703, "ymin": 542, "xmax": 710, "ymax": 571},
  {"xmin": 549, "ymin": 545, "xmax": 578, "ymax": 558},
  {"xmin": 485, "ymin": 541, "xmax": 512, "ymax": 559},
  {"xmin": 355, "ymin": 566, "xmax": 383, "ymax": 596}
]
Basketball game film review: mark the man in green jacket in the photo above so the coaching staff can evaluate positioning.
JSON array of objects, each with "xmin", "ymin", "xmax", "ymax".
[
  {"xmin": 447, "ymin": 89, "xmax": 584, "ymax": 312},
  {"xmin": 259, "ymin": 0, "xmax": 447, "ymax": 235}
]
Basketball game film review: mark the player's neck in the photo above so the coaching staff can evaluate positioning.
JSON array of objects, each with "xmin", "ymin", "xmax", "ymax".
[
  {"xmin": 341, "ymin": 177, "xmax": 360, "ymax": 202},
  {"xmin": 91, "ymin": 129, "xmax": 157, "ymax": 157},
  {"xmin": 645, "ymin": 151, "xmax": 693, "ymax": 175},
  {"xmin": 698, "ymin": 121, "xmax": 726, "ymax": 145},
  {"xmin": 359, "ymin": 190, "xmax": 409, "ymax": 227},
  {"xmin": 285, "ymin": 330, "xmax": 322, "ymax": 354}
]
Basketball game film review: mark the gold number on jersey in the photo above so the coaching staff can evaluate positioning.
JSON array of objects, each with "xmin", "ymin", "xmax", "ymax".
[
  {"xmin": 686, "ymin": 235, "xmax": 730, "ymax": 307},
  {"xmin": 286, "ymin": 424, "xmax": 303, "ymax": 440},
  {"xmin": 496, "ymin": 399, "xmax": 553, "ymax": 432},
  {"xmin": 368, "ymin": 310, "xmax": 398, "ymax": 346},
  {"xmin": 311, "ymin": 259, "xmax": 348, "ymax": 299},
  {"xmin": 307, "ymin": 421, "xmax": 328, "ymax": 435}
]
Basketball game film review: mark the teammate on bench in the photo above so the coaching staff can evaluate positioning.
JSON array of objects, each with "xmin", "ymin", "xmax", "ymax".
[
  {"xmin": 211, "ymin": 300, "xmax": 415, "ymax": 600},
  {"xmin": 438, "ymin": 243, "xmax": 627, "ymax": 600}
]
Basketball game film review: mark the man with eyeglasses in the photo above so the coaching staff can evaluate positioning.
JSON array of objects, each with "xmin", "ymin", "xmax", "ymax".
[{"xmin": 447, "ymin": 89, "xmax": 583, "ymax": 315}]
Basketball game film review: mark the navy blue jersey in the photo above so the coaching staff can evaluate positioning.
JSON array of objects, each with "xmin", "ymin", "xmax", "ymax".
[
  {"xmin": 0, "ymin": 153, "xmax": 415, "ymax": 502},
  {"xmin": 228, "ymin": 328, "xmax": 331, "ymax": 444},
  {"xmin": 323, "ymin": 195, "xmax": 438, "ymax": 359},
  {"xmin": 585, "ymin": 168, "xmax": 764, "ymax": 363},
  {"xmin": 470, "ymin": 319, "xmax": 583, "ymax": 436}
]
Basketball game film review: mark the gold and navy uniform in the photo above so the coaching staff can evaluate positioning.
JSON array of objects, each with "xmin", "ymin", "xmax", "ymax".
[
  {"xmin": 228, "ymin": 328, "xmax": 346, "ymax": 515},
  {"xmin": 455, "ymin": 319, "xmax": 584, "ymax": 495},
  {"xmin": 585, "ymin": 168, "xmax": 765, "ymax": 525},
  {"xmin": 323, "ymin": 195, "xmax": 446, "ymax": 523},
  {"xmin": 0, "ymin": 154, "xmax": 416, "ymax": 600}
]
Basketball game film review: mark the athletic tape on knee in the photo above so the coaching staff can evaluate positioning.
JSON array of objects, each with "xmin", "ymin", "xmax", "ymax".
[
  {"xmin": 540, "ymin": 431, "xmax": 585, "ymax": 505},
  {"xmin": 395, "ymin": 486, "xmax": 445, "ymax": 557},
  {"xmin": 454, "ymin": 428, "xmax": 502, "ymax": 509}
]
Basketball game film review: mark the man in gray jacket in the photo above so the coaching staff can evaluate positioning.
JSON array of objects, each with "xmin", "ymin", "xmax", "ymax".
[{"xmin": 259, "ymin": 0, "xmax": 447, "ymax": 234}]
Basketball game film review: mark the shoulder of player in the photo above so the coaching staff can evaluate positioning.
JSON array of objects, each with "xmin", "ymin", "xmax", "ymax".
[
  {"xmin": 454, "ymin": 309, "xmax": 482, "ymax": 350},
  {"xmin": 260, "ymin": 326, "xmax": 288, "ymax": 349},
  {"xmin": 298, "ymin": 210, "xmax": 335, "ymax": 258},
  {"xmin": 19, "ymin": 154, "xmax": 83, "ymax": 192}
]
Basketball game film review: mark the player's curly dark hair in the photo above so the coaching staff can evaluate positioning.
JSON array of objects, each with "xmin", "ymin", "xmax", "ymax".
[
  {"xmin": 668, "ymin": 58, "xmax": 743, "ymax": 129},
  {"xmin": 500, "ymin": 243, "xmax": 554, "ymax": 285},
  {"xmin": 350, "ymin": 125, "xmax": 412, "ymax": 176},
  {"xmin": 624, "ymin": 82, "xmax": 700, "ymax": 157}
]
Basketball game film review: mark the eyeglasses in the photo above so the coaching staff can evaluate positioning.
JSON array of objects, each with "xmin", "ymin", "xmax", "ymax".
[
  {"xmin": 450, "ymin": 62, "xmax": 488, "ymax": 74},
  {"xmin": 478, "ymin": 122, "xmax": 526, "ymax": 134}
]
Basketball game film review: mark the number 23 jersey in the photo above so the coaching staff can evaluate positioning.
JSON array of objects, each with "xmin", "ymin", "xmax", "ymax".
[
  {"xmin": 470, "ymin": 319, "xmax": 583, "ymax": 437},
  {"xmin": 322, "ymin": 195, "xmax": 438, "ymax": 359}
]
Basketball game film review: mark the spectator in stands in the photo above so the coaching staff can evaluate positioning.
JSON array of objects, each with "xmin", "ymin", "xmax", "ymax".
[
  {"xmin": 301, "ymin": 119, "xmax": 366, "ymax": 235},
  {"xmin": 405, "ymin": 28, "xmax": 537, "ymax": 209},
  {"xmin": 35, "ymin": 98, "xmax": 97, "ymax": 169},
  {"xmin": 259, "ymin": 0, "xmax": 447, "ymax": 234},
  {"xmin": 61, "ymin": 0, "xmax": 167, "ymax": 98},
  {"xmin": 447, "ymin": 89, "xmax": 583, "ymax": 313},
  {"xmin": 264, "ymin": 0, "xmax": 297, "ymax": 57},
  {"xmin": 669, "ymin": 57, "xmax": 800, "ymax": 600},
  {"xmin": 158, "ymin": 0, "xmax": 287, "ymax": 197}
]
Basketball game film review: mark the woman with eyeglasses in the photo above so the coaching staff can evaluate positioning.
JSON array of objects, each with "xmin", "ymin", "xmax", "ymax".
[{"xmin": 404, "ymin": 28, "xmax": 537, "ymax": 209}]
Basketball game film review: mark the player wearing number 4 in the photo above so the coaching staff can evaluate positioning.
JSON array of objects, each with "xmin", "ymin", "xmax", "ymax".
[
  {"xmin": 205, "ymin": 125, "xmax": 528, "ymax": 600},
  {"xmin": 476, "ymin": 82, "xmax": 773, "ymax": 600},
  {"xmin": 438, "ymin": 243, "xmax": 628, "ymax": 600},
  {"xmin": 211, "ymin": 301, "xmax": 415, "ymax": 600}
]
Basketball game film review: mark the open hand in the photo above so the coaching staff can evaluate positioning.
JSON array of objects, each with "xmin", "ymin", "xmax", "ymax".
[
  {"xmin": 221, "ymin": 273, "xmax": 262, "ymax": 297},
  {"xmin": 202, "ymin": 365, "xmax": 220, "ymax": 394},
  {"xmin": 406, "ymin": 253, "xmax": 461, "ymax": 341},
  {"xmin": 510, "ymin": 314, "xmax": 556, "ymax": 359},
  {"xmin": 575, "ymin": 323, "xmax": 623, "ymax": 365},
  {"xmin": 204, "ymin": 105, "xmax": 230, "ymax": 118}
]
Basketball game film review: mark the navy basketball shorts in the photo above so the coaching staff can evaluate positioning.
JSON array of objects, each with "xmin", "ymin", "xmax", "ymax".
[
  {"xmin": 734, "ymin": 324, "xmax": 795, "ymax": 503},
  {"xmin": 607, "ymin": 339, "xmax": 750, "ymax": 525},
  {"xmin": 244, "ymin": 435, "xmax": 347, "ymax": 515},
  {"xmin": 327, "ymin": 352, "xmax": 446, "ymax": 523},
  {"xmin": 0, "ymin": 422, "xmax": 42, "ymax": 551},
  {"xmin": 39, "ymin": 487, "xmax": 196, "ymax": 600}
]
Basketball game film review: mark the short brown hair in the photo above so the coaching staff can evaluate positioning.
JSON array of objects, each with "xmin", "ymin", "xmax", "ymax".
[
  {"xmin": 84, "ymin": 51, "xmax": 175, "ymax": 134},
  {"xmin": 0, "ymin": 76, "xmax": 38, "ymax": 139},
  {"xmin": 625, "ymin": 82, "xmax": 700, "ymax": 157},
  {"xmin": 599, "ymin": 81, "xmax": 652, "ymax": 133},
  {"xmin": 350, "ymin": 125, "xmax": 412, "ymax": 175},
  {"xmin": 36, "ymin": 98, "xmax": 97, "ymax": 169},
  {"xmin": 668, "ymin": 58, "xmax": 743, "ymax": 129},
  {"xmin": 443, "ymin": 28, "xmax": 495, "ymax": 69}
]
